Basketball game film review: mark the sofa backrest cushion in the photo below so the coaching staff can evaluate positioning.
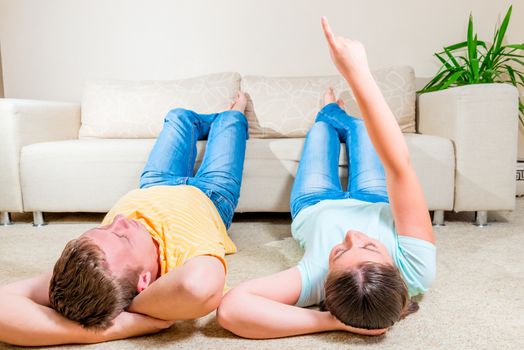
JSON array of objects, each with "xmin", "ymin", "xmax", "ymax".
[
  {"xmin": 241, "ymin": 66, "xmax": 416, "ymax": 138},
  {"xmin": 79, "ymin": 72, "xmax": 240, "ymax": 139}
]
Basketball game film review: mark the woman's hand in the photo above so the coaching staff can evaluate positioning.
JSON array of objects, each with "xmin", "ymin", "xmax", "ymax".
[
  {"xmin": 95, "ymin": 311, "xmax": 174, "ymax": 342},
  {"xmin": 328, "ymin": 312, "xmax": 388, "ymax": 336},
  {"xmin": 321, "ymin": 16, "xmax": 370, "ymax": 79}
]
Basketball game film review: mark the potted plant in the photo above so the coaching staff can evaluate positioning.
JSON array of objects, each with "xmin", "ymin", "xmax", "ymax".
[
  {"xmin": 419, "ymin": 5, "xmax": 523, "ymax": 127},
  {"xmin": 419, "ymin": 5, "xmax": 524, "ymax": 195}
]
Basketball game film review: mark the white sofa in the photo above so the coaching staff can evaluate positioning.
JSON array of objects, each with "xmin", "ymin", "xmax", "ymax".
[{"xmin": 0, "ymin": 69, "xmax": 519, "ymax": 226}]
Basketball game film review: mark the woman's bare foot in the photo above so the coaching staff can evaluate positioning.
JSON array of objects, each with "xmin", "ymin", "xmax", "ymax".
[
  {"xmin": 324, "ymin": 87, "xmax": 337, "ymax": 106},
  {"xmin": 324, "ymin": 88, "xmax": 345, "ymax": 110},
  {"xmin": 228, "ymin": 91, "xmax": 248, "ymax": 113}
]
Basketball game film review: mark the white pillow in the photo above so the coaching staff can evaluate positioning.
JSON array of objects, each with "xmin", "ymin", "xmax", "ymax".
[
  {"xmin": 242, "ymin": 66, "xmax": 416, "ymax": 138},
  {"xmin": 79, "ymin": 72, "xmax": 241, "ymax": 138}
]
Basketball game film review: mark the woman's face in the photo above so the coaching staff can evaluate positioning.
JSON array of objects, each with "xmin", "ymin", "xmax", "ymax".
[{"xmin": 328, "ymin": 230, "xmax": 393, "ymax": 271}]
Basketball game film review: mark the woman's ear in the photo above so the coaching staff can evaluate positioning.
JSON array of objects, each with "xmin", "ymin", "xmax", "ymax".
[{"xmin": 136, "ymin": 271, "xmax": 152, "ymax": 293}]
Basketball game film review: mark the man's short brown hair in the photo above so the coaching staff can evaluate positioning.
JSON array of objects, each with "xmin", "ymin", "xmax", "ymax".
[{"xmin": 49, "ymin": 236, "xmax": 139, "ymax": 329}]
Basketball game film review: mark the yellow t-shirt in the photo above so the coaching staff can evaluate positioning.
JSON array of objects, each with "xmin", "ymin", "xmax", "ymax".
[{"xmin": 101, "ymin": 185, "xmax": 237, "ymax": 275}]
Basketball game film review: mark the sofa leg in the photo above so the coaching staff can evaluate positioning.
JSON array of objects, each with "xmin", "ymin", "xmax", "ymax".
[
  {"xmin": 432, "ymin": 210, "xmax": 445, "ymax": 227},
  {"xmin": 473, "ymin": 211, "xmax": 488, "ymax": 227},
  {"xmin": 1, "ymin": 211, "xmax": 13, "ymax": 226},
  {"xmin": 33, "ymin": 211, "xmax": 47, "ymax": 227}
]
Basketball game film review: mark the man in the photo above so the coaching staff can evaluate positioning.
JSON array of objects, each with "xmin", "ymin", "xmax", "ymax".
[{"xmin": 0, "ymin": 92, "xmax": 248, "ymax": 346}]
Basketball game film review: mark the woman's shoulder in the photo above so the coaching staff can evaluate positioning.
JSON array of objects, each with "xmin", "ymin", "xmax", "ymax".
[{"xmin": 395, "ymin": 235, "xmax": 437, "ymax": 296}]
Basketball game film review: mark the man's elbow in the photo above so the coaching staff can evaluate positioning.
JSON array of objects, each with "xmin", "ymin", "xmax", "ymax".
[{"xmin": 179, "ymin": 274, "xmax": 223, "ymax": 317}]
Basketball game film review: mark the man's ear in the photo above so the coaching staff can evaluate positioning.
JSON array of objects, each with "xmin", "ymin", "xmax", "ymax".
[{"xmin": 136, "ymin": 271, "xmax": 152, "ymax": 293}]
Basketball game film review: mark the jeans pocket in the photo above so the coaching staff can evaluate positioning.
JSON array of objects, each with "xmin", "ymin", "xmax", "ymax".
[{"xmin": 203, "ymin": 189, "xmax": 234, "ymax": 226}]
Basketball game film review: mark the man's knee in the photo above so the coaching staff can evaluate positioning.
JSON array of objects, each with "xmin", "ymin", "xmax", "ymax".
[{"xmin": 214, "ymin": 111, "xmax": 248, "ymax": 130}]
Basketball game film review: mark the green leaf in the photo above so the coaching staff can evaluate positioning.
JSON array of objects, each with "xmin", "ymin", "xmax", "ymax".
[
  {"xmin": 444, "ymin": 40, "xmax": 487, "ymax": 51},
  {"xmin": 506, "ymin": 65, "xmax": 517, "ymax": 86},
  {"xmin": 510, "ymin": 58, "xmax": 524, "ymax": 68},
  {"xmin": 481, "ymin": 69, "xmax": 495, "ymax": 83},
  {"xmin": 435, "ymin": 52, "xmax": 454, "ymax": 70},
  {"xmin": 497, "ymin": 52, "xmax": 524, "ymax": 59},
  {"xmin": 443, "ymin": 47, "xmax": 461, "ymax": 68},
  {"xmin": 492, "ymin": 70, "xmax": 505, "ymax": 81},
  {"xmin": 505, "ymin": 43, "xmax": 524, "ymax": 50},
  {"xmin": 457, "ymin": 55, "xmax": 469, "ymax": 64},
  {"xmin": 500, "ymin": 47, "xmax": 521, "ymax": 57},
  {"xmin": 479, "ymin": 45, "xmax": 494, "ymax": 75},
  {"xmin": 493, "ymin": 58, "xmax": 524, "ymax": 71},
  {"xmin": 441, "ymin": 70, "xmax": 465, "ymax": 89},
  {"xmin": 491, "ymin": 49, "xmax": 524, "ymax": 69},
  {"xmin": 468, "ymin": 33, "xmax": 480, "ymax": 81},
  {"xmin": 495, "ymin": 5, "xmax": 512, "ymax": 53},
  {"xmin": 492, "ymin": 28, "xmax": 500, "ymax": 53},
  {"xmin": 517, "ymin": 72, "xmax": 524, "ymax": 85},
  {"xmin": 471, "ymin": 58, "xmax": 480, "ymax": 82},
  {"xmin": 418, "ymin": 69, "xmax": 454, "ymax": 93},
  {"xmin": 467, "ymin": 14, "xmax": 477, "ymax": 60},
  {"xmin": 419, "ymin": 67, "xmax": 464, "ymax": 93}
]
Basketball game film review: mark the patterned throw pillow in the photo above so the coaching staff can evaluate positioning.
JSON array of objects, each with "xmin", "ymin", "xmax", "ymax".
[
  {"xmin": 241, "ymin": 66, "xmax": 416, "ymax": 138},
  {"xmin": 79, "ymin": 72, "xmax": 240, "ymax": 139}
]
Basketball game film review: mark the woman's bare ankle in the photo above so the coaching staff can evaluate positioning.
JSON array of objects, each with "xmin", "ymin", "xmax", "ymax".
[{"xmin": 324, "ymin": 87, "xmax": 337, "ymax": 106}]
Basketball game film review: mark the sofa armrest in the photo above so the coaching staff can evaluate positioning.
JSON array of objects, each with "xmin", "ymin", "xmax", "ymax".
[
  {"xmin": 0, "ymin": 99, "xmax": 80, "ymax": 212},
  {"xmin": 417, "ymin": 84, "xmax": 519, "ymax": 212}
]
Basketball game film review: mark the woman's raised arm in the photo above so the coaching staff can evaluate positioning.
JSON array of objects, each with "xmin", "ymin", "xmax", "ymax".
[{"xmin": 321, "ymin": 17, "xmax": 434, "ymax": 243}]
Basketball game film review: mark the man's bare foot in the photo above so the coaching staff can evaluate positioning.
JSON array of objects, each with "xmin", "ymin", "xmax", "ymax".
[
  {"xmin": 228, "ymin": 91, "xmax": 248, "ymax": 113},
  {"xmin": 324, "ymin": 88, "xmax": 345, "ymax": 110}
]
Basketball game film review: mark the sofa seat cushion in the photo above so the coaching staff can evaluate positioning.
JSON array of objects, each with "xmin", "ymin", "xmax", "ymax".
[
  {"xmin": 242, "ymin": 66, "xmax": 416, "ymax": 138},
  {"xmin": 79, "ymin": 72, "xmax": 241, "ymax": 139},
  {"xmin": 20, "ymin": 134, "xmax": 453, "ymax": 213},
  {"xmin": 247, "ymin": 134, "xmax": 455, "ymax": 211}
]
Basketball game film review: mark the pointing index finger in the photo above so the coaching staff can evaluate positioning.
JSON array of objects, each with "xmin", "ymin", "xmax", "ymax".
[{"xmin": 321, "ymin": 16, "xmax": 336, "ymax": 47}]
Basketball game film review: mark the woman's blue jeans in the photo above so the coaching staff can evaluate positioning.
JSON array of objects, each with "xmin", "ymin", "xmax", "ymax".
[
  {"xmin": 290, "ymin": 103, "xmax": 389, "ymax": 219},
  {"xmin": 139, "ymin": 108, "xmax": 248, "ymax": 229}
]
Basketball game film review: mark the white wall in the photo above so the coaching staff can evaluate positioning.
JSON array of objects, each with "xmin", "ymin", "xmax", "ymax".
[{"xmin": 0, "ymin": 0, "xmax": 522, "ymax": 102}]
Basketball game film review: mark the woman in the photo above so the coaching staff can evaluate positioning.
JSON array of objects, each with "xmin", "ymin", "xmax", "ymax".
[{"xmin": 217, "ymin": 17, "xmax": 436, "ymax": 338}]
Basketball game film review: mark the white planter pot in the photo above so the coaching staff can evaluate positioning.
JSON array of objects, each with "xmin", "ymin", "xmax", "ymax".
[{"xmin": 418, "ymin": 83, "xmax": 519, "ymax": 211}]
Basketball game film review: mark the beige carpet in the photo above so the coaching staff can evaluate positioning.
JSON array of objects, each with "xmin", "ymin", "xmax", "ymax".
[{"xmin": 1, "ymin": 199, "xmax": 523, "ymax": 350}]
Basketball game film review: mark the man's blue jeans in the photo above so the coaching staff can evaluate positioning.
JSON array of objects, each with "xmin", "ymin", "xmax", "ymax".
[
  {"xmin": 139, "ymin": 108, "xmax": 248, "ymax": 229},
  {"xmin": 290, "ymin": 103, "xmax": 389, "ymax": 219}
]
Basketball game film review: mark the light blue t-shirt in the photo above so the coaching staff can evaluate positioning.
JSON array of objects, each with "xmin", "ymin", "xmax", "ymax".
[{"xmin": 291, "ymin": 198, "xmax": 436, "ymax": 307}]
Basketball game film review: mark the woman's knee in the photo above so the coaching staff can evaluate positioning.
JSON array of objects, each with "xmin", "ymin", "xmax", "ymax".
[{"xmin": 308, "ymin": 121, "xmax": 336, "ymax": 139}]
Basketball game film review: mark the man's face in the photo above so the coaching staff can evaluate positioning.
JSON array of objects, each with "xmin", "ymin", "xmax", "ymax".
[
  {"xmin": 328, "ymin": 230, "xmax": 393, "ymax": 272},
  {"xmin": 83, "ymin": 215, "xmax": 156, "ymax": 278}
]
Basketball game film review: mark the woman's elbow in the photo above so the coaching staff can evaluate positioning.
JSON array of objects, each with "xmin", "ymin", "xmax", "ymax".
[
  {"xmin": 217, "ymin": 292, "xmax": 250, "ymax": 338},
  {"xmin": 216, "ymin": 295, "xmax": 237, "ymax": 331}
]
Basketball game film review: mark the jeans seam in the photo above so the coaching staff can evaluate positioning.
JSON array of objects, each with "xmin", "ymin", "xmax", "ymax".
[{"xmin": 188, "ymin": 126, "xmax": 196, "ymax": 176}]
